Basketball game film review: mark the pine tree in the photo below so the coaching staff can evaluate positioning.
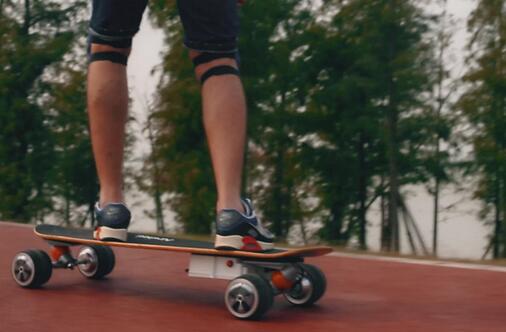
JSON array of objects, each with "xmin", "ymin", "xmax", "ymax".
[
  {"xmin": 43, "ymin": 55, "xmax": 99, "ymax": 227},
  {"xmin": 304, "ymin": 0, "xmax": 439, "ymax": 249},
  {"xmin": 458, "ymin": 0, "xmax": 506, "ymax": 258},
  {"xmin": 0, "ymin": 0, "xmax": 85, "ymax": 222},
  {"xmin": 427, "ymin": 0, "xmax": 456, "ymax": 256}
]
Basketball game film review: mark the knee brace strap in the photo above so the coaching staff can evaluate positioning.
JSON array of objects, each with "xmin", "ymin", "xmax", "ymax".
[
  {"xmin": 192, "ymin": 52, "xmax": 237, "ymax": 66},
  {"xmin": 89, "ymin": 52, "xmax": 128, "ymax": 66},
  {"xmin": 200, "ymin": 65, "xmax": 240, "ymax": 85}
]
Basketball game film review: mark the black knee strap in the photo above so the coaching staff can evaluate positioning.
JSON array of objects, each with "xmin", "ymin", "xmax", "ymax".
[
  {"xmin": 192, "ymin": 52, "xmax": 237, "ymax": 66},
  {"xmin": 200, "ymin": 66, "xmax": 240, "ymax": 85},
  {"xmin": 89, "ymin": 52, "xmax": 128, "ymax": 66}
]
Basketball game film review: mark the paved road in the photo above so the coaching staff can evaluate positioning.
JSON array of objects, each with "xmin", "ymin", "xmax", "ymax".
[{"xmin": 1, "ymin": 222, "xmax": 505, "ymax": 332}]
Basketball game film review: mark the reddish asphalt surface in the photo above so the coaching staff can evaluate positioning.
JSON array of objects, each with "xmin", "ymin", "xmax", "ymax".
[{"xmin": 1, "ymin": 222, "xmax": 505, "ymax": 332}]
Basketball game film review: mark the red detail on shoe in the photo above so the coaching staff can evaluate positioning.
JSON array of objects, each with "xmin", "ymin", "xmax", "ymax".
[
  {"xmin": 241, "ymin": 236, "xmax": 263, "ymax": 252},
  {"xmin": 226, "ymin": 260, "xmax": 234, "ymax": 268}
]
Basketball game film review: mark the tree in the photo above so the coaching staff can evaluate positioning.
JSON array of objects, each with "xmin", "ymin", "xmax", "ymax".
[
  {"xmin": 292, "ymin": 0, "xmax": 439, "ymax": 251},
  {"xmin": 136, "ymin": 99, "xmax": 167, "ymax": 233},
  {"xmin": 426, "ymin": 0, "xmax": 457, "ymax": 256},
  {"xmin": 458, "ymin": 0, "xmax": 506, "ymax": 258},
  {"xmin": 0, "ymin": 0, "xmax": 85, "ymax": 222},
  {"xmin": 42, "ymin": 55, "xmax": 100, "ymax": 226}
]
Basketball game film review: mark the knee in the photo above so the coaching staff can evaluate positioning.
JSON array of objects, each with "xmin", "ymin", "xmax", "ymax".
[
  {"xmin": 88, "ymin": 44, "xmax": 131, "ymax": 66},
  {"xmin": 189, "ymin": 50, "xmax": 240, "ymax": 85}
]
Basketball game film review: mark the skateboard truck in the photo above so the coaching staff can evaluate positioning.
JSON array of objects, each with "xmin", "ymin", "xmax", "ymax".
[
  {"xmin": 271, "ymin": 265, "xmax": 299, "ymax": 290},
  {"xmin": 50, "ymin": 246, "xmax": 77, "ymax": 269}
]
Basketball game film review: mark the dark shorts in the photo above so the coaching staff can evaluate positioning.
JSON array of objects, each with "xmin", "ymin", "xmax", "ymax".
[{"xmin": 89, "ymin": 0, "xmax": 239, "ymax": 52}]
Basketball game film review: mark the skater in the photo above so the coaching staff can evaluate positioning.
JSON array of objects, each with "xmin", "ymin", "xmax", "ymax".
[{"xmin": 87, "ymin": 0, "xmax": 274, "ymax": 250}]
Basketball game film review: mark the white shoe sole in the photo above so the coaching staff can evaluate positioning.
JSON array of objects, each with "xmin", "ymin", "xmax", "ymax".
[
  {"xmin": 94, "ymin": 226, "xmax": 127, "ymax": 242},
  {"xmin": 214, "ymin": 234, "xmax": 274, "ymax": 251}
]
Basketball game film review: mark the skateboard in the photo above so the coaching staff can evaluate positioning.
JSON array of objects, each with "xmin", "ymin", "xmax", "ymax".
[{"xmin": 12, "ymin": 224, "xmax": 332, "ymax": 320}]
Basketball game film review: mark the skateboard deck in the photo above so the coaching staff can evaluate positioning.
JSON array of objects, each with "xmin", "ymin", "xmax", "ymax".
[{"xmin": 35, "ymin": 224, "xmax": 333, "ymax": 260}]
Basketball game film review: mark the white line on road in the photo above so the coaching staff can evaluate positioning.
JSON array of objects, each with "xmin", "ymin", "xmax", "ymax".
[{"xmin": 330, "ymin": 251, "xmax": 506, "ymax": 273}]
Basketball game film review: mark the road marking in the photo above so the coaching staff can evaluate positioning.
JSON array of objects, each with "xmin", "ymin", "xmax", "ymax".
[{"xmin": 330, "ymin": 252, "xmax": 506, "ymax": 273}]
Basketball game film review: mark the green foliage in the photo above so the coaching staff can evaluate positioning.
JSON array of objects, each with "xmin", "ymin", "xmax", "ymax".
[
  {"xmin": 458, "ymin": 0, "xmax": 506, "ymax": 258},
  {"xmin": 0, "ymin": 1, "xmax": 86, "ymax": 222},
  {"xmin": 290, "ymin": 0, "xmax": 442, "ymax": 247},
  {"xmin": 43, "ymin": 60, "xmax": 99, "ymax": 226}
]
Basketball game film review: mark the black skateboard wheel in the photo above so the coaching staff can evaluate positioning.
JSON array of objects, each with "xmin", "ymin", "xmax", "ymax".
[
  {"xmin": 77, "ymin": 245, "xmax": 115, "ymax": 279},
  {"xmin": 283, "ymin": 263, "xmax": 327, "ymax": 306},
  {"xmin": 225, "ymin": 274, "xmax": 274, "ymax": 320},
  {"xmin": 11, "ymin": 250, "xmax": 52, "ymax": 288}
]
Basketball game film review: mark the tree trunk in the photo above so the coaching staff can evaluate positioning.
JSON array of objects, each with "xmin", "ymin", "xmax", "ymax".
[
  {"xmin": 493, "ymin": 175, "xmax": 501, "ymax": 258},
  {"xmin": 386, "ymin": 76, "xmax": 400, "ymax": 252},
  {"xmin": 23, "ymin": 0, "xmax": 31, "ymax": 35},
  {"xmin": 154, "ymin": 185, "xmax": 165, "ymax": 233},
  {"xmin": 357, "ymin": 133, "xmax": 367, "ymax": 250},
  {"xmin": 271, "ymin": 147, "xmax": 285, "ymax": 237},
  {"xmin": 90, "ymin": 202, "xmax": 96, "ymax": 227},
  {"xmin": 499, "ymin": 170, "xmax": 506, "ymax": 258},
  {"xmin": 146, "ymin": 115, "xmax": 166, "ymax": 233},
  {"xmin": 382, "ymin": 0, "xmax": 400, "ymax": 252},
  {"xmin": 432, "ymin": 0, "xmax": 449, "ymax": 257},
  {"xmin": 380, "ymin": 175, "xmax": 389, "ymax": 250},
  {"xmin": 433, "ymin": 175, "xmax": 440, "ymax": 256},
  {"xmin": 64, "ymin": 194, "xmax": 70, "ymax": 226},
  {"xmin": 329, "ymin": 203, "xmax": 344, "ymax": 244}
]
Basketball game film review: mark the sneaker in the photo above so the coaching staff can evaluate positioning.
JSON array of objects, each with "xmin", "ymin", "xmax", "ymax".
[
  {"xmin": 214, "ymin": 198, "xmax": 274, "ymax": 251},
  {"xmin": 93, "ymin": 203, "xmax": 131, "ymax": 242}
]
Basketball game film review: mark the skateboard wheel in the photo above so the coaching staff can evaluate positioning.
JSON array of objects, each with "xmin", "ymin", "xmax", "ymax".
[
  {"xmin": 283, "ymin": 264, "xmax": 326, "ymax": 306},
  {"xmin": 77, "ymin": 245, "xmax": 115, "ymax": 279},
  {"xmin": 11, "ymin": 250, "xmax": 52, "ymax": 288},
  {"xmin": 225, "ymin": 274, "xmax": 273, "ymax": 320}
]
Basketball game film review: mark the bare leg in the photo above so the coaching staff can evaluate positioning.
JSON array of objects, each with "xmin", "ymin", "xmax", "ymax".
[
  {"xmin": 87, "ymin": 44, "xmax": 130, "ymax": 206},
  {"xmin": 192, "ymin": 52, "xmax": 246, "ymax": 213}
]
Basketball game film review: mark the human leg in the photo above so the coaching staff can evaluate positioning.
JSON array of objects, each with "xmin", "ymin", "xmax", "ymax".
[
  {"xmin": 87, "ymin": 45, "xmax": 129, "ymax": 207},
  {"xmin": 178, "ymin": 0, "xmax": 274, "ymax": 250},
  {"xmin": 192, "ymin": 53, "xmax": 247, "ymax": 213},
  {"xmin": 88, "ymin": 0, "xmax": 147, "ymax": 240}
]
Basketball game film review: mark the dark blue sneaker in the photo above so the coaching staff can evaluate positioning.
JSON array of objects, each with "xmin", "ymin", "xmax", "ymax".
[
  {"xmin": 93, "ymin": 203, "xmax": 131, "ymax": 242},
  {"xmin": 214, "ymin": 199, "xmax": 274, "ymax": 251}
]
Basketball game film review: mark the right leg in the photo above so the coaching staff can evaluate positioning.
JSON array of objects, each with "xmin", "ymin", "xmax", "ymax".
[
  {"xmin": 178, "ymin": 0, "xmax": 274, "ymax": 251},
  {"xmin": 88, "ymin": 0, "xmax": 147, "ymax": 241}
]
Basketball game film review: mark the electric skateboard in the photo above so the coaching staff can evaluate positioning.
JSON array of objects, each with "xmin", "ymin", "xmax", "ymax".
[{"xmin": 12, "ymin": 224, "xmax": 332, "ymax": 320}]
